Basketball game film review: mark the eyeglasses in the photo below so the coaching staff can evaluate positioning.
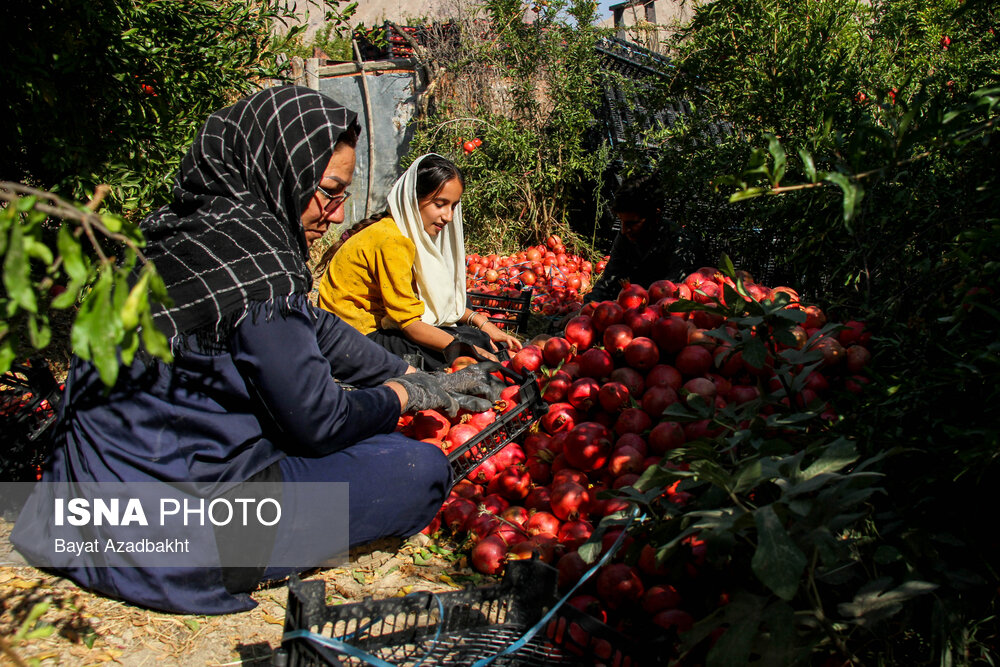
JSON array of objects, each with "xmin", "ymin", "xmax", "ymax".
[{"xmin": 316, "ymin": 184, "xmax": 351, "ymax": 213}]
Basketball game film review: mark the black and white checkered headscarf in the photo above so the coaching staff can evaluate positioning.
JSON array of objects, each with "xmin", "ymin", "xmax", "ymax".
[{"xmin": 140, "ymin": 85, "xmax": 358, "ymax": 341}]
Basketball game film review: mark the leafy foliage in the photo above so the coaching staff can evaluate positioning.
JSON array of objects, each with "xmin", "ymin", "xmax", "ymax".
[{"xmin": 405, "ymin": 0, "xmax": 614, "ymax": 254}]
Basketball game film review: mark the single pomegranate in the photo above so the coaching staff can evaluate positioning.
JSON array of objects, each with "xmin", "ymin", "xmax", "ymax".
[
  {"xmin": 411, "ymin": 409, "xmax": 451, "ymax": 440},
  {"xmin": 540, "ymin": 402, "xmax": 580, "ymax": 434},
  {"xmin": 650, "ymin": 316, "xmax": 689, "ymax": 354},
  {"xmin": 614, "ymin": 407, "xmax": 652, "ymax": 436},
  {"xmin": 564, "ymin": 316, "xmax": 597, "ymax": 351},
  {"xmin": 596, "ymin": 563, "xmax": 645, "ymax": 609},
  {"xmin": 512, "ymin": 345, "xmax": 544, "ymax": 374},
  {"xmin": 591, "ymin": 301, "xmax": 624, "ymax": 333},
  {"xmin": 563, "ymin": 422, "xmax": 613, "ymax": 471},
  {"xmin": 567, "ymin": 378, "xmax": 601, "ymax": 412},
  {"xmin": 471, "ymin": 535, "xmax": 509, "ymax": 574},
  {"xmin": 641, "ymin": 385, "xmax": 678, "ymax": 418},
  {"xmin": 526, "ymin": 511, "xmax": 561, "ymax": 537},
  {"xmin": 543, "ymin": 336, "xmax": 574, "ymax": 367},
  {"xmin": 550, "ymin": 481, "xmax": 592, "ymax": 521},
  {"xmin": 623, "ymin": 336, "xmax": 660, "ymax": 371},
  {"xmin": 648, "ymin": 421, "xmax": 685, "ymax": 454},
  {"xmin": 645, "ymin": 364, "xmax": 683, "ymax": 391},
  {"xmin": 597, "ymin": 381, "xmax": 631, "ymax": 413},
  {"xmin": 603, "ymin": 324, "xmax": 634, "ymax": 356},
  {"xmin": 577, "ymin": 348, "xmax": 614, "ymax": 380},
  {"xmin": 617, "ymin": 284, "xmax": 648, "ymax": 310},
  {"xmin": 675, "ymin": 345, "xmax": 714, "ymax": 377}
]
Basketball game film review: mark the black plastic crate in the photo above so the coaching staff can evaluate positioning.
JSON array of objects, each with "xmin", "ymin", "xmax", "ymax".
[
  {"xmin": 1, "ymin": 359, "xmax": 61, "ymax": 483},
  {"xmin": 466, "ymin": 287, "xmax": 533, "ymax": 334},
  {"xmin": 446, "ymin": 367, "xmax": 543, "ymax": 488},
  {"xmin": 276, "ymin": 559, "xmax": 647, "ymax": 667}
]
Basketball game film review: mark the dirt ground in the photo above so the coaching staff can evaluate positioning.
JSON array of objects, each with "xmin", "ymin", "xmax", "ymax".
[{"xmin": 0, "ymin": 517, "xmax": 487, "ymax": 666}]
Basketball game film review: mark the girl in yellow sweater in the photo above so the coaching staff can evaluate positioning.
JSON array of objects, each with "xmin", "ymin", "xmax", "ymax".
[{"xmin": 316, "ymin": 154, "xmax": 521, "ymax": 370}]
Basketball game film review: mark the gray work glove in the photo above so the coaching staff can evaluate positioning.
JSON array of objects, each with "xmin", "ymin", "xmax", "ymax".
[
  {"xmin": 388, "ymin": 372, "xmax": 492, "ymax": 417},
  {"xmin": 431, "ymin": 362, "xmax": 507, "ymax": 403}
]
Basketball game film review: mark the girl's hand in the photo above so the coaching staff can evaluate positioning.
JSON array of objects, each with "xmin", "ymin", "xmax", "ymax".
[
  {"xmin": 473, "ymin": 345, "xmax": 499, "ymax": 362},
  {"xmin": 490, "ymin": 329, "xmax": 523, "ymax": 352}
]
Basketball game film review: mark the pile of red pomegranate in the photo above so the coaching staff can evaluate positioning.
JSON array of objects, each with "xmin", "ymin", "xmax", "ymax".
[
  {"xmin": 466, "ymin": 235, "xmax": 608, "ymax": 317},
  {"xmin": 406, "ymin": 266, "xmax": 873, "ymax": 652}
]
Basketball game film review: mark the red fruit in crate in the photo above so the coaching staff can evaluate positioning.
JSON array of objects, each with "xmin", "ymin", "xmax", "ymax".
[
  {"xmin": 523, "ymin": 432, "xmax": 553, "ymax": 457},
  {"xmin": 624, "ymin": 336, "xmax": 660, "ymax": 371},
  {"xmin": 493, "ymin": 443, "xmax": 526, "ymax": 469},
  {"xmin": 467, "ymin": 409, "xmax": 497, "ymax": 431},
  {"xmin": 597, "ymin": 381, "xmax": 630, "ymax": 413},
  {"xmin": 567, "ymin": 378, "xmax": 601, "ymax": 412},
  {"xmin": 596, "ymin": 563, "xmax": 644, "ymax": 609},
  {"xmin": 578, "ymin": 348, "xmax": 614, "ymax": 380},
  {"xmin": 541, "ymin": 402, "xmax": 579, "ymax": 434},
  {"xmin": 550, "ymin": 481, "xmax": 591, "ymax": 521},
  {"xmin": 445, "ymin": 423, "xmax": 479, "ymax": 453},
  {"xmin": 563, "ymin": 422, "xmax": 612, "ymax": 471},
  {"xmin": 591, "ymin": 301, "xmax": 624, "ymax": 333},
  {"xmin": 442, "ymin": 497, "xmax": 477, "ymax": 532},
  {"xmin": 449, "ymin": 355, "xmax": 479, "ymax": 372},
  {"xmin": 527, "ymin": 511, "xmax": 561, "ymax": 537},
  {"xmin": 675, "ymin": 345, "xmax": 713, "ymax": 377},
  {"xmin": 411, "ymin": 409, "xmax": 450, "ymax": 440},
  {"xmin": 614, "ymin": 408, "xmax": 652, "ymax": 436},
  {"xmin": 468, "ymin": 456, "xmax": 500, "ymax": 484},
  {"xmin": 617, "ymin": 284, "xmax": 648, "ymax": 310},
  {"xmin": 512, "ymin": 345, "xmax": 544, "ymax": 374},
  {"xmin": 650, "ymin": 316, "xmax": 689, "ymax": 354},
  {"xmin": 471, "ymin": 535, "xmax": 508, "ymax": 574},
  {"xmin": 543, "ymin": 336, "xmax": 574, "ymax": 367}
]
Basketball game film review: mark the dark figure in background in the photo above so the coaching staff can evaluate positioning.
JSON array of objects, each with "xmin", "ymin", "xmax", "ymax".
[{"xmin": 585, "ymin": 172, "xmax": 708, "ymax": 304}]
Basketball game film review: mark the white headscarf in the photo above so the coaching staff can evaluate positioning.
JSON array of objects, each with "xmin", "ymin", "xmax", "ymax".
[{"xmin": 387, "ymin": 153, "xmax": 467, "ymax": 328}]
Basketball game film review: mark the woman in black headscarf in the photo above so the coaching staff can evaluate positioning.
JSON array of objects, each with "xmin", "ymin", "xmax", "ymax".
[{"xmin": 12, "ymin": 86, "xmax": 498, "ymax": 614}]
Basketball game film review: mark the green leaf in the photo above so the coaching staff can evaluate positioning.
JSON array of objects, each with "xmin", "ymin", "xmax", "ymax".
[
  {"xmin": 706, "ymin": 598, "xmax": 761, "ymax": 667},
  {"xmin": 802, "ymin": 438, "xmax": 858, "ymax": 479},
  {"xmin": 58, "ymin": 224, "xmax": 88, "ymax": 282},
  {"xmin": 3, "ymin": 219, "xmax": 37, "ymax": 314},
  {"xmin": 139, "ymin": 308, "xmax": 173, "ymax": 363},
  {"xmin": 0, "ymin": 336, "xmax": 15, "ymax": 375},
  {"xmin": 798, "ymin": 148, "xmax": 817, "ymax": 182},
  {"xmin": 837, "ymin": 578, "xmax": 937, "ymax": 627},
  {"xmin": 823, "ymin": 172, "xmax": 864, "ymax": 227},
  {"xmin": 28, "ymin": 312, "xmax": 51, "ymax": 350},
  {"xmin": 742, "ymin": 337, "xmax": 767, "ymax": 369},
  {"xmin": 16, "ymin": 195, "xmax": 38, "ymax": 213},
  {"xmin": 766, "ymin": 134, "xmax": 786, "ymax": 186},
  {"xmin": 729, "ymin": 186, "xmax": 769, "ymax": 202},
  {"xmin": 100, "ymin": 213, "xmax": 123, "ymax": 233},
  {"xmin": 752, "ymin": 505, "xmax": 807, "ymax": 601}
]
